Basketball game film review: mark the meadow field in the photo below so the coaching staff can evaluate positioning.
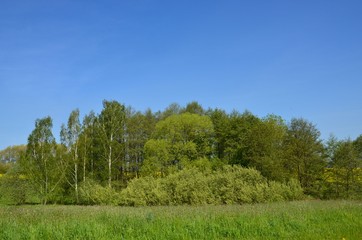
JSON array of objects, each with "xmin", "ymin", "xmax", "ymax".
[{"xmin": 0, "ymin": 200, "xmax": 361, "ymax": 239}]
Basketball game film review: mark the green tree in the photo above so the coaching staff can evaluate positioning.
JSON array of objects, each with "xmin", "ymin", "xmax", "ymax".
[
  {"xmin": 60, "ymin": 109, "xmax": 82, "ymax": 202},
  {"xmin": 332, "ymin": 139, "xmax": 361, "ymax": 198},
  {"xmin": 97, "ymin": 100, "xmax": 126, "ymax": 188},
  {"xmin": 158, "ymin": 103, "xmax": 182, "ymax": 120},
  {"xmin": 125, "ymin": 108, "xmax": 156, "ymax": 178},
  {"xmin": 78, "ymin": 111, "xmax": 97, "ymax": 181},
  {"xmin": 0, "ymin": 145, "xmax": 27, "ymax": 176},
  {"xmin": 284, "ymin": 118, "xmax": 326, "ymax": 195},
  {"xmin": 354, "ymin": 134, "xmax": 362, "ymax": 160},
  {"xmin": 222, "ymin": 110, "xmax": 260, "ymax": 166},
  {"xmin": 141, "ymin": 139, "xmax": 171, "ymax": 177},
  {"xmin": 208, "ymin": 108, "xmax": 229, "ymax": 160},
  {"xmin": 20, "ymin": 117, "xmax": 63, "ymax": 204},
  {"xmin": 247, "ymin": 115, "xmax": 288, "ymax": 181},
  {"xmin": 182, "ymin": 101, "xmax": 205, "ymax": 115},
  {"xmin": 0, "ymin": 145, "xmax": 26, "ymax": 164},
  {"xmin": 325, "ymin": 134, "xmax": 341, "ymax": 166},
  {"xmin": 142, "ymin": 113, "xmax": 214, "ymax": 175}
]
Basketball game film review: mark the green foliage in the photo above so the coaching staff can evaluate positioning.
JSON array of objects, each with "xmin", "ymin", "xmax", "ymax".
[
  {"xmin": 324, "ymin": 140, "xmax": 362, "ymax": 199},
  {"xmin": 284, "ymin": 118, "xmax": 327, "ymax": 196},
  {"xmin": 0, "ymin": 162, "xmax": 38, "ymax": 205},
  {"xmin": 0, "ymin": 176, "xmax": 27, "ymax": 205},
  {"xmin": 182, "ymin": 101, "xmax": 205, "ymax": 115},
  {"xmin": 60, "ymin": 109, "xmax": 82, "ymax": 203},
  {"xmin": 96, "ymin": 100, "xmax": 126, "ymax": 188},
  {"xmin": 125, "ymin": 108, "xmax": 157, "ymax": 177},
  {"xmin": 142, "ymin": 113, "xmax": 215, "ymax": 176},
  {"xmin": 78, "ymin": 179, "xmax": 121, "ymax": 205},
  {"xmin": 120, "ymin": 166, "xmax": 304, "ymax": 206},
  {"xmin": 246, "ymin": 115, "xmax": 288, "ymax": 181},
  {"xmin": 207, "ymin": 109, "xmax": 227, "ymax": 153},
  {"xmin": 120, "ymin": 176, "xmax": 167, "ymax": 206},
  {"xmin": 0, "ymin": 145, "xmax": 26, "ymax": 164},
  {"xmin": 20, "ymin": 116, "xmax": 64, "ymax": 205},
  {"xmin": 0, "ymin": 163, "xmax": 10, "ymax": 174}
]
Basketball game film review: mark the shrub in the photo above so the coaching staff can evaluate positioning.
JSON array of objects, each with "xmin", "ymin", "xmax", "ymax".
[
  {"xmin": 79, "ymin": 179, "xmax": 121, "ymax": 205},
  {"xmin": 161, "ymin": 168, "xmax": 213, "ymax": 205},
  {"xmin": 118, "ymin": 166, "xmax": 305, "ymax": 206},
  {"xmin": 0, "ymin": 175, "xmax": 28, "ymax": 205},
  {"xmin": 120, "ymin": 176, "xmax": 167, "ymax": 206}
]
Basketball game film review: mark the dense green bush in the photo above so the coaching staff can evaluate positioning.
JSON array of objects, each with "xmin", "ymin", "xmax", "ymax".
[
  {"xmin": 78, "ymin": 179, "xmax": 121, "ymax": 205},
  {"xmin": 119, "ymin": 166, "xmax": 305, "ymax": 206},
  {"xmin": 120, "ymin": 176, "xmax": 167, "ymax": 206},
  {"xmin": 0, "ymin": 175, "xmax": 28, "ymax": 205}
]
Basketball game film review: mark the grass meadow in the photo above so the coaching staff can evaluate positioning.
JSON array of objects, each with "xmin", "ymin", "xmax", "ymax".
[{"xmin": 0, "ymin": 200, "xmax": 361, "ymax": 239}]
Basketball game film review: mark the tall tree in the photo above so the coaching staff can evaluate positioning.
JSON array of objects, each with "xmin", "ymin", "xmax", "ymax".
[
  {"xmin": 182, "ymin": 101, "xmax": 205, "ymax": 115},
  {"xmin": 247, "ymin": 115, "xmax": 288, "ymax": 181},
  {"xmin": 325, "ymin": 134, "xmax": 341, "ymax": 167},
  {"xmin": 222, "ymin": 110, "xmax": 260, "ymax": 166},
  {"xmin": 21, "ymin": 117, "xmax": 62, "ymax": 204},
  {"xmin": 284, "ymin": 118, "xmax": 326, "ymax": 195},
  {"xmin": 158, "ymin": 103, "xmax": 182, "ymax": 120},
  {"xmin": 353, "ymin": 134, "xmax": 362, "ymax": 160},
  {"xmin": 97, "ymin": 100, "xmax": 126, "ymax": 188},
  {"xmin": 331, "ymin": 139, "xmax": 361, "ymax": 198},
  {"xmin": 125, "ymin": 108, "xmax": 156, "ymax": 178},
  {"xmin": 60, "ymin": 109, "xmax": 82, "ymax": 202},
  {"xmin": 78, "ymin": 111, "xmax": 97, "ymax": 181},
  {"xmin": 142, "ymin": 113, "xmax": 215, "ymax": 175},
  {"xmin": 208, "ymin": 108, "xmax": 229, "ymax": 160}
]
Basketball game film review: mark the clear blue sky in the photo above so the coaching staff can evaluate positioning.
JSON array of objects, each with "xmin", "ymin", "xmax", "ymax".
[{"xmin": 1, "ymin": 0, "xmax": 361, "ymax": 149}]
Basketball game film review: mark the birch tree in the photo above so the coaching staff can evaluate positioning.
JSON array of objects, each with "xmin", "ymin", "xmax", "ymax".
[
  {"xmin": 21, "ymin": 116, "xmax": 61, "ymax": 204},
  {"xmin": 78, "ymin": 111, "xmax": 97, "ymax": 181},
  {"xmin": 60, "ymin": 109, "xmax": 81, "ymax": 203},
  {"xmin": 97, "ymin": 100, "xmax": 126, "ymax": 188}
]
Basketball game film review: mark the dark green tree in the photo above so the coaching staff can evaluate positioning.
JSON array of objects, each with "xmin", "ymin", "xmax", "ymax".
[
  {"xmin": 247, "ymin": 115, "xmax": 288, "ymax": 181},
  {"xmin": 182, "ymin": 101, "xmax": 205, "ymax": 115},
  {"xmin": 125, "ymin": 108, "xmax": 156, "ymax": 178},
  {"xmin": 331, "ymin": 139, "xmax": 361, "ymax": 198},
  {"xmin": 284, "ymin": 118, "xmax": 326, "ymax": 195},
  {"xmin": 158, "ymin": 103, "xmax": 182, "ymax": 120},
  {"xmin": 208, "ymin": 108, "xmax": 229, "ymax": 160},
  {"xmin": 223, "ymin": 110, "xmax": 260, "ymax": 166}
]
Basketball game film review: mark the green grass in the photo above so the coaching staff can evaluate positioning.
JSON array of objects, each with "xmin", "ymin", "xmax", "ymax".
[{"xmin": 0, "ymin": 201, "xmax": 361, "ymax": 239}]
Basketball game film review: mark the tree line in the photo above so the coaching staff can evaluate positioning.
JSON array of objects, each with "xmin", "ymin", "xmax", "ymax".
[{"xmin": 0, "ymin": 100, "xmax": 361, "ymax": 205}]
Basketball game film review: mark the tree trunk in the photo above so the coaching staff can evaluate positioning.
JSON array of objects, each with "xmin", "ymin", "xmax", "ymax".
[
  {"xmin": 75, "ymin": 163, "xmax": 79, "ymax": 203},
  {"xmin": 83, "ymin": 141, "xmax": 87, "ymax": 182},
  {"xmin": 108, "ymin": 134, "xmax": 113, "ymax": 188},
  {"xmin": 75, "ymin": 145, "xmax": 79, "ymax": 203},
  {"xmin": 83, "ymin": 156, "xmax": 86, "ymax": 182}
]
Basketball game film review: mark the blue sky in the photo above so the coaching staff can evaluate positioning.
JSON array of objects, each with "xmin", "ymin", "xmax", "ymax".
[{"xmin": 1, "ymin": 0, "xmax": 361, "ymax": 149}]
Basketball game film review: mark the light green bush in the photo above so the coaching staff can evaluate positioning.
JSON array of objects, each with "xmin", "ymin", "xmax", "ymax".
[
  {"xmin": 120, "ymin": 176, "xmax": 167, "ymax": 206},
  {"xmin": 161, "ymin": 168, "xmax": 213, "ymax": 205},
  {"xmin": 79, "ymin": 179, "xmax": 121, "ymax": 205},
  {"xmin": 119, "ymin": 166, "xmax": 305, "ymax": 206}
]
